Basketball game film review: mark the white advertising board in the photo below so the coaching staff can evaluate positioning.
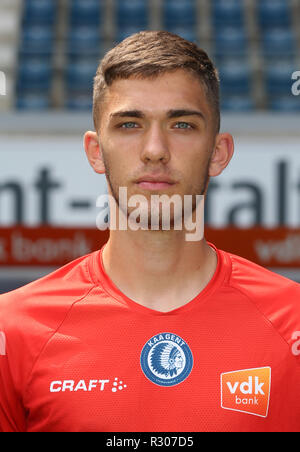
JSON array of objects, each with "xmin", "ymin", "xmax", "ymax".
[{"xmin": 0, "ymin": 134, "xmax": 300, "ymax": 228}]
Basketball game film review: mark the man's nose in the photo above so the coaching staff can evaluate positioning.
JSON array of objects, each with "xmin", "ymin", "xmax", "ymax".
[{"xmin": 140, "ymin": 124, "xmax": 170, "ymax": 164}]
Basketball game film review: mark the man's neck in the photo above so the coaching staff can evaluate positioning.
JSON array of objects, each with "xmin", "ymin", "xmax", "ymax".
[{"xmin": 102, "ymin": 229, "xmax": 218, "ymax": 312}]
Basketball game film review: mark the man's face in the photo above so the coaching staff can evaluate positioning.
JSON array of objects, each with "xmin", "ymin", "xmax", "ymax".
[{"xmin": 95, "ymin": 70, "xmax": 218, "ymax": 223}]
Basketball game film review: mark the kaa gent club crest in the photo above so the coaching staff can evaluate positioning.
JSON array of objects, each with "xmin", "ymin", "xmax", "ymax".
[{"xmin": 140, "ymin": 333, "xmax": 193, "ymax": 387}]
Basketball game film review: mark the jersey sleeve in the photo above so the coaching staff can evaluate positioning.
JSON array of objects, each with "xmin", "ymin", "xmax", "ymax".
[
  {"xmin": 0, "ymin": 253, "xmax": 94, "ymax": 432},
  {"xmin": 229, "ymin": 251, "xmax": 300, "ymax": 368},
  {"xmin": 0, "ymin": 339, "xmax": 26, "ymax": 432},
  {"xmin": 0, "ymin": 299, "xmax": 27, "ymax": 432}
]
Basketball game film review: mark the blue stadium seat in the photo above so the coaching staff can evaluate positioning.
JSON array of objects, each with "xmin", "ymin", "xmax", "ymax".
[
  {"xmin": 116, "ymin": 0, "xmax": 149, "ymax": 28},
  {"xmin": 22, "ymin": 0, "xmax": 57, "ymax": 25},
  {"xmin": 212, "ymin": 0, "xmax": 245, "ymax": 27},
  {"xmin": 214, "ymin": 27, "xmax": 248, "ymax": 57},
  {"xmin": 221, "ymin": 95, "xmax": 255, "ymax": 111},
  {"xmin": 67, "ymin": 26, "xmax": 101, "ymax": 55},
  {"xmin": 218, "ymin": 58, "xmax": 251, "ymax": 95},
  {"xmin": 257, "ymin": 0, "xmax": 291, "ymax": 28},
  {"xmin": 264, "ymin": 60, "xmax": 296, "ymax": 95},
  {"xmin": 17, "ymin": 58, "xmax": 52, "ymax": 91},
  {"xmin": 16, "ymin": 92, "xmax": 50, "ymax": 110},
  {"xmin": 116, "ymin": 25, "xmax": 146, "ymax": 43},
  {"xmin": 65, "ymin": 93, "xmax": 93, "ymax": 110},
  {"xmin": 20, "ymin": 25, "xmax": 54, "ymax": 54},
  {"xmin": 163, "ymin": 27, "xmax": 197, "ymax": 42},
  {"xmin": 163, "ymin": 0, "xmax": 196, "ymax": 27},
  {"xmin": 70, "ymin": 0, "xmax": 102, "ymax": 25},
  {"xmin": 66, "ymin": 59, "xmax": 98, "ymax": 93},
  {"xmin": 269, "ymin": 96, "xmax": 300, "ymax": 112},
  {"xmin": 261, "ymin": 28, "xmax": 296, "ymax": 57}
]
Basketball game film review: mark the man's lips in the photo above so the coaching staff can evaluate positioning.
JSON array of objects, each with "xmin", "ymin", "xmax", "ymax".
[
  {"xmin": 137, "ymin": 181, "xmax": 174, "ymax": 190},
  {"xmin": 135, "ymin": 175, "xmax": 177, "ymax": 190}
]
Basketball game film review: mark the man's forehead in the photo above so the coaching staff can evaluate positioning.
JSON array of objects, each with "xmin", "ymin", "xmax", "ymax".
[
  {"xmin": 107, "ymin": 70, "xmax": 206, "ymax": 94},
  {"xmin": 102, "ymin": 71, "xmax": 209, "ymax": 117}
]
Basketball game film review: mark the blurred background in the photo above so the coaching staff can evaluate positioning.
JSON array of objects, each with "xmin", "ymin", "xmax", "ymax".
[{"xmin": 0, "ymin": 0, "xmax": 300, "ymax": 293}]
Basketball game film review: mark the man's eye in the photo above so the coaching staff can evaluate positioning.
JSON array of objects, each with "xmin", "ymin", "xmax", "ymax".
[
  {"xmin": 121, "ymin": 122, "xmax": 138, "ymax": 129},
  {"xmin": 174, "ymin": 122, "xmax": 193, "ymax": 129}
]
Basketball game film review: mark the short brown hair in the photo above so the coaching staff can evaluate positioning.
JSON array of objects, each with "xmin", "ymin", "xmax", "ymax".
[{"xmin": 93, "ymin": 30, "xmax": 220, "ymax": 133}]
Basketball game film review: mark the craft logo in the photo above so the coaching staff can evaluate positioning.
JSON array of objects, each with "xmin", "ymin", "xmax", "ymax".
[
  {"xmin": 221, "ymin": 367, "xmax": 271, "ymax": 417},
  {"xmin": 49, "ymin": 377, "xmax": 127, "ymax": 393},
  {"xmin": 140, "ymin": 333, "xmax": 193, "ymax": 387}
]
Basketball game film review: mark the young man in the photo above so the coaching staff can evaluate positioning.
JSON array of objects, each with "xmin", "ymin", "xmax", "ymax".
[{"xmin": 0, "ymin": 31, "xmax": 300, "ymax": 432}]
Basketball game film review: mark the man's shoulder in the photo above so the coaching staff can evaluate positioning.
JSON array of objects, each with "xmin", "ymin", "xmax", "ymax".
[
  {"xmin": 0, "ymin": 251, "xmax": 96, "ymax": 331},
  {"xmin": 222, "ymin": 249, "xmax": 300, "ymax": 350},
  {"xmin": 225, "ymin": 250, "xmax": 300, "ymax": 297},
  {"xmin": 0, "ymin": 252, "xmax": 98, "ymax": 384}
]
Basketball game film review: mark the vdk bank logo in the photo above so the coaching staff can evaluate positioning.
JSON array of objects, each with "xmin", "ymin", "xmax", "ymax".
[
  {"xmin": 221, "ymin": 367, "xmax": 271, "ymax": 417},
  {"xmin": 140, "ymin": 333, "xmax": 193, "ymax": 387}
]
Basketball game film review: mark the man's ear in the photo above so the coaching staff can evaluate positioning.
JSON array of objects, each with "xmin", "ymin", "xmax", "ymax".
[
  {"xmin": 83, "ymin": 131, "xmax": 105, "ymax": 174},
  {"xmin": 209, "ymin": 132, "xmax": 234, "ymax": 177}
]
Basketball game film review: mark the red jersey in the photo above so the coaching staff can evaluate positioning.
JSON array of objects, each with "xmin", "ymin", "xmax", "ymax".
[{"xmin": 0, "ymin": 243, "xmax": 300, "ymax": 432}]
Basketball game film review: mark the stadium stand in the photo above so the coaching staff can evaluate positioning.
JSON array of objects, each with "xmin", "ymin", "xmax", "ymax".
[
  {"xmin": 70, "ymin": 0, "xmax": 102, "ymax": 26},
  {"xmin": 65, "ymin": 58, "xmax": 98, "ymax": 110},
  {"xmin": 2, "ymin": 0, "xmax": 299, "ymax": 113},
  {"xmin": 261, "ymin": 27, "xmax": 297, "ymax": 57},
  {"xmin": 211, "ymin": 0, "xmax": 245, "ymax": 27},
  {"xmin": 117, "ymin": 0, "xmax": 149, "ymax": 29},
  {"xmin": 22, "ymin": 0, "xmax": 57, "ymax": 25},
  {"xmin": 16, "ymin": 0, "xmax": 57, "ymax": 109},
  {"xmin": 214, "ymin": 26, "xmax": 249, "ymax": 57},
  {"xmin": 64, "ymin": 0, "xmax": 103, "ymax": 109},
  {"xmin": 162, "ymin": 0, "xmax": 196, "ymax": 28},
  {"xmin": 218, "ymin": 57, "xmax": 254, "ymax": 112},
  {"xmin": 0, "ymin": 0, "xmax": 21, "ymax": 110},
  {"xmin": 115, "ymin": 0, "xmax": 149, "ymax": 42},
  {"xmin": 257, "ymin": 0, "xmax": 292, "ymax": 28}
]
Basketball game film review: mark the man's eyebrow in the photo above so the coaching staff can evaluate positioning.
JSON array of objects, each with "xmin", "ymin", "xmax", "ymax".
[
  {"xmin": 110, "ymin": 110, "xmax": 145, "ymax": 119},
  {"xmin": 109, "ymin": 109, "xmax": 205, "ymax": 120},
  {"xmin": 167, "ymin": 109, "xmax": 205, "ymax": 120}
]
